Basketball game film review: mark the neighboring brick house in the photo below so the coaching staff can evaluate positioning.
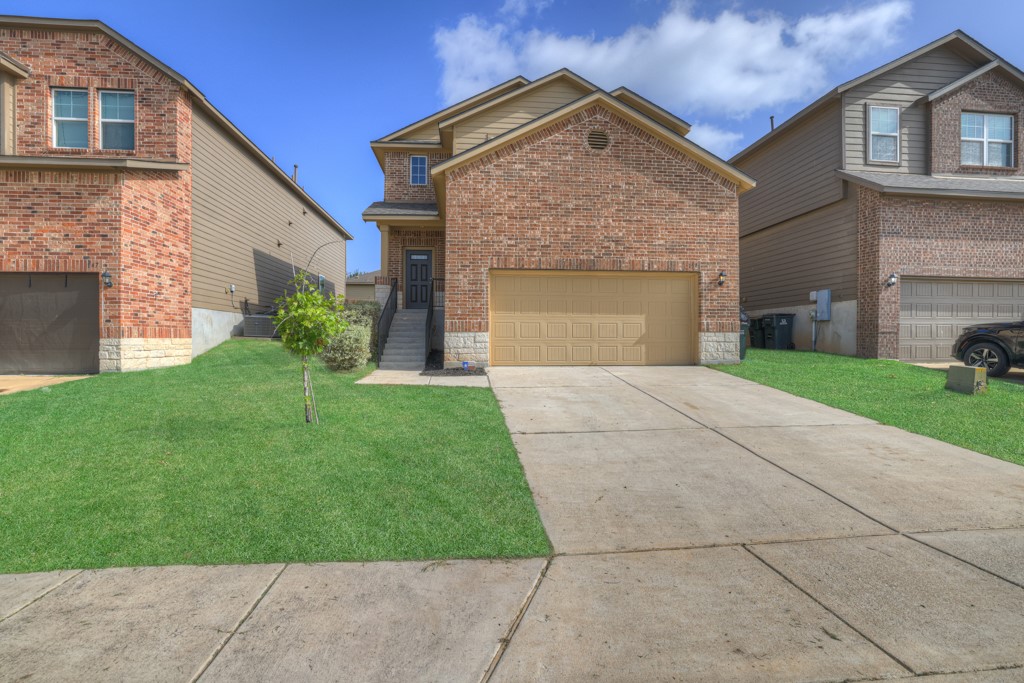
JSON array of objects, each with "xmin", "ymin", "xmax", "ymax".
[
  {"xmin": 363, "ymin": 70, "xmax": 754, "ymax": 368},
  {"xmin": 0, "ymin": 16, "xmax": 350, "ymax": 373},
  {"xmin": 732, "ymin": 31, "xmax": 1024, "ymax": 361}
]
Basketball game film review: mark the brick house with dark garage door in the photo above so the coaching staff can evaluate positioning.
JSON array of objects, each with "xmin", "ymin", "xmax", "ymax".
[{"xmin": 0, "ymin": 16, "xmax": 350, "ymax": 374}]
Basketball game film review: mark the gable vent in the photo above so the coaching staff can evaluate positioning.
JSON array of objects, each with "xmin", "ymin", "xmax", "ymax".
[{"xmin": 587, "ymin": 130, "xmax": 610, "ymax": 150}]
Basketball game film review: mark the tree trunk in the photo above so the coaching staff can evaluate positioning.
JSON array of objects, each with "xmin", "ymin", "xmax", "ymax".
[{"xmin": 302, "ymin": 355, "xmax": 313, "ymax": 423}]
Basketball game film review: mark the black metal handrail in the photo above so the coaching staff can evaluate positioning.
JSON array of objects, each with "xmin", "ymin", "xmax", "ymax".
[
  {"xmin": 376, "ymin": 278, "xmax": 398, "ymax": 363},
  {"xmin": 424, "ymin": 278, "xmax": 435, "ymax": 363}
]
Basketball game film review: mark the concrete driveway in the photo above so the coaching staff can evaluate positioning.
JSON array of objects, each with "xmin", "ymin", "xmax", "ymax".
[
  {"xmin": 2, "ymin": 365, "xmax": 1023, "ymax": 681},
  {"xmin": 488, "ymin": 365, "xmax": 1024, "ymax": 681}
]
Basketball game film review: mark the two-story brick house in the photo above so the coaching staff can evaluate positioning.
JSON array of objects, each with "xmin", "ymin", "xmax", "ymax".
[
  {"xmin": 0, "ymin": 16, "xmax": 350, "ymax": 374},
  {"xmin": 732, "ymin": 31, "xmax": 1024, "ymax": 361},
  {"xmin": 363, "ymin": 70, "xmax": 754, "ymax": 369}
]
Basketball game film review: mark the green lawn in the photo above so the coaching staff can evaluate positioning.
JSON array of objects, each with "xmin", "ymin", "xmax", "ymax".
[
  {"xmin": 716, "ymin": 349, "xmax": 1024, "ymax": 466},
  {"xmin": 0, "ymin": 340, "xmax": 549, "ymax": 574}
]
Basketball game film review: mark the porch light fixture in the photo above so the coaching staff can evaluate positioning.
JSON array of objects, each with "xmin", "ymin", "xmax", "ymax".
[
  {"xmin": 718, "ymin": 271, "xmax": 727, "ymax": 287},
  {"xmin": 885, "ymin": 273, "xmax": 898, "ymax": 287},
  {"xmin": 101, "ymin": 270, "xmax": 113, "ymax": 288}
]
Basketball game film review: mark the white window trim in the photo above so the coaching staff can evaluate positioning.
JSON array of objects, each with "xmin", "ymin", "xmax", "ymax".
[
  {"xmin": 52, "ymin": 88, "xmax": 88, "ymax": 149},
  {"xmin": 961, "ymin": 112, "xmax": 1014, "ymax": 168},
  {"xmin": 409, "ymin": 155, "xmax": 428, "ymax": 185},
  {"xmin": 98, "ymin": 90, "xmax": 135, "ymax": 151},
  {"xmin": 868, "ymin": 105, "xmax": 900, "ymax": 164}
]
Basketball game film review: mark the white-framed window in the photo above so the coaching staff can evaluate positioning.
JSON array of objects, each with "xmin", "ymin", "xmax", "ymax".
[
  {"xmin": 409, "ymin": 155, "xmax": 427, "ymax": 185},
  {"xmin": 868, "ymin": 106, "xmax": 900, "ymax": 163},
  {"xmin": 52, "ymin": 88, "xmax": 88, "ymax": 149},
  {"xmin": 99, "ymin": 91, "xmax": 135, "ymax": 151},
  {"xmin": 961, "ymin": 112, "xmax": 1013, "ymax": 167}
]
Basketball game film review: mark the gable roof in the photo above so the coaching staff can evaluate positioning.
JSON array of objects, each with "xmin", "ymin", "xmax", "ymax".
[
  {"xmin": 0, "ymin": 15, "xmax": 352, "ymax": 240},
  {"xmin": 347, "ymin": 269, "xmax": 381, "ymax": 285},
  {"xmin": 376, "ymin": 76, "xmax": 530, "ymax": 143},
  {"xmin": 608, "ymin": 87, "xmax": 691, "ymax": 136},
  {"xmin": 732, "ymin": 30, "xmax": 999, "ymax": 164},
  {"xmin": 429, "ymin": 89, "xmax": 754, "ymax": 214},
  {"xmin": 928, "ymin": 59, "xmax": 1024, "ymax": 101},
  {"xmin": 0, "ymin": 49, "xmax": 29, "ymax": 78}
]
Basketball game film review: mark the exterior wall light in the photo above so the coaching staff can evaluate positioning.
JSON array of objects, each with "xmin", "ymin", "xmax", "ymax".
[
  {"xmin": 885, "ymin": 273, "xmax": 898, "ymax": 287},
  {"xmin": 718, "ymin": 271, "xmax": 727, "ymax": 287},
  {"xmin": 101, "ymin": 270, "xmax": 113, "ymax": 288}
]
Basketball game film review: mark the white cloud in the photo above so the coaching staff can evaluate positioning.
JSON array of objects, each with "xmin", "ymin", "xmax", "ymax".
[
  {"xmin": 433, "ymin": 1, "xmax": 912, "ymax": 118},
  {"xmin": 686, "ymin": 122, "xmax": 745, "ymax": 158}
]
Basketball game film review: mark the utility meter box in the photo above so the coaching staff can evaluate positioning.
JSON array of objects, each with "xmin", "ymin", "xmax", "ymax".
[{"xmin": 815, "ymin": 288, "xmax": 832, "ymax": 322}]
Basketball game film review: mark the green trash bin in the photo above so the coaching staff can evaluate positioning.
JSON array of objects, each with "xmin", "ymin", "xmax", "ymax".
[
  {"xmin": 749, "ymin": 318, "xmax": 766, "ymax": 348},
  {"xmin": 740, "ymin": 321, "xmax": 750, "ymax": 359}
]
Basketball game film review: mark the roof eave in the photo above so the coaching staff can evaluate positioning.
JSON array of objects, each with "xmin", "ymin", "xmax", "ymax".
[{"xmin": 836, "ymin": 170, "xmax": 1024, "ymax": 201}]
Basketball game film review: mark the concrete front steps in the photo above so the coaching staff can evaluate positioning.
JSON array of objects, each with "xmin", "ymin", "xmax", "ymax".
[{"xmin": 379, "ymin": 308, "xmax": 428, "ymax": 370}]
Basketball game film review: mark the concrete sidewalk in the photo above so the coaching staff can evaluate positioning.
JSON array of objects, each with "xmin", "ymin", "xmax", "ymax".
[{"xmin": 2, "ymin": 365, "xmax": 1023, "ymax": 681}]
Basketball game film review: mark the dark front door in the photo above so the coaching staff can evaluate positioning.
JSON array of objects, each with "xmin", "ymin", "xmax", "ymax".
[
  {"xmin": 0, "ymin": 273, "xmax": 100, "ymax": 373},
  {"xmin": 405, "ymin": 251, "xmax": 432, "ymax": 309}
]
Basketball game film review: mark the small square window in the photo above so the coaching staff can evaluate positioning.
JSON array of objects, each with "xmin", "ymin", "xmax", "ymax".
[
  {"xmin": 961, "ymin": 113, "xmax": 1013, "ymax": 168},
  {"xmin": 409, "ymin": 155, "xmax": 428, "ymax": 185},
  {"xmin": 100, "ymin": 91, "xmax": 135, "ymax": 151},
  {"xmin": 53, "ymin": 89, "xmax": 88, "ymax": 149}
]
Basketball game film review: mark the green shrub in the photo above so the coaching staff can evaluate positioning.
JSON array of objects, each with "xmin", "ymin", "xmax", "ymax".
[
  {"xmin": 322, "ymin": 323, "xmax": 371, "ymax": 371},
  {"xmin": 343, "ymin": 300, "xmax": 381, "ymax": 357}
]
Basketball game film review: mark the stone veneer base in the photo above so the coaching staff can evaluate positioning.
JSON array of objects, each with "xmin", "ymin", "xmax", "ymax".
[
  {"xmin": 99, "ymin": 338, "xmax": 192, "ymax": 373},
  {"xmin": 698, "ymin": 332, "xmax": 741, "ymax": 365}
]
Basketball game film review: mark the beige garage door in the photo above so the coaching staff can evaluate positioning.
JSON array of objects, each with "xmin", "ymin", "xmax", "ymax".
[
  {"xmin": 489, "ymin": 270, "xmax": 697, "ymax": 366},
  {"xmin": 899, "ymin": 278, "xmax": 1024, "ymax": 361}
]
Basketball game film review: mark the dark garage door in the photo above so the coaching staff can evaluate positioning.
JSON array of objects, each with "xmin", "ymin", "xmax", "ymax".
[{"xmin": 0, "ymin": 273, "xmax": 100, "ymax": 374}]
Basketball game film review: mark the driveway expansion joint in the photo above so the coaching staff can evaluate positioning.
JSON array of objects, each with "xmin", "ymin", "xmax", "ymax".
[
  {"xmin": 190, "ymin": 563, "xmax": 288, "ymax": 683},
  {"xmin": 743, "ymin": 544, "xmax": 916, "ymax": 676},
  {"xmin": 480, "ymin": 557, "xmax": 551, "ymax": 683},
  {"xmin": 0, "ymin": 569, "xmax": 83, "ymax": 624}
]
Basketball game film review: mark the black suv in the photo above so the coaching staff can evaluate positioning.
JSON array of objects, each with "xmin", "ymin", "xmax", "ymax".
[{"xmin": 953, "ymin": 321, "xmax": 1024, "ymax": 377}]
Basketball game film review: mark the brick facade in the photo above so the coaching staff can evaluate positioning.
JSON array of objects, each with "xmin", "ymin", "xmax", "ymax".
[
  {"xmin": 931, "ymin": 70, "xmax": 1024, "ymax": 175},
  {"xmin": 0, "ymin": 25, "xmax": 193, "ymax": 371},
  {"xmin": 857, "ymin": 187, "xmax": 1024, "ymax": 358},
  {"xmin": 382, "ymin": 151, "xmax": 449, "ymax": 202},
  {"xmin": 442, "ymin": 104, "xmax": 740, "ymax": 361}
]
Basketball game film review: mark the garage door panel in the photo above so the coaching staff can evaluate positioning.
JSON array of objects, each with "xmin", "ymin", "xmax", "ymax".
[
  {"xmin": 899, "ymin": 277, "xmax": 1024, "ymax": 361},
  {"xmin": 489, "ymin": 270, "xmax": 695, "ymax": 366},
  {"xmin": 0, "ymin": 273, "xmax": 99, "ymax": 374}
]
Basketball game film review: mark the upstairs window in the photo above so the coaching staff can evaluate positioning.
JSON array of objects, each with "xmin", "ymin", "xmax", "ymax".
[
  {"xmin": 409, "ymin": 155, "xmax": 427, "ymax": 185},
  {"xmin": 100, "ymin": 91, "xmax": 135, "ymax": 151},
  {"xmin": 961, "ymin": 113, "xmax": 1013, "ymax": 167},
  {"xmin": 868, "ymin": 106, "xmax": 899, "ymax": 163},
  {"xmin": 52, "ymin": 89, "xmax": 88, "ymax": 149}
]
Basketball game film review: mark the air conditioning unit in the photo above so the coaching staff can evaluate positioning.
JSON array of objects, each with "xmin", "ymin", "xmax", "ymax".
[{"xmin": 243, "ymin": 314, "xmax": 278, "ymax": 338}]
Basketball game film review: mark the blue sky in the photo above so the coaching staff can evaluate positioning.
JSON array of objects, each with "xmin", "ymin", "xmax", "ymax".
[{"xmin": 5, "ymin": 0, "xmax": 1024, "ymax": 273}]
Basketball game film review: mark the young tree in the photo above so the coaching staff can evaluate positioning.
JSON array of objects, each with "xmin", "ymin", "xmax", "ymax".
[{"xmin": 274, "ymin": 273, "xmax": 346, "ymax": 424}]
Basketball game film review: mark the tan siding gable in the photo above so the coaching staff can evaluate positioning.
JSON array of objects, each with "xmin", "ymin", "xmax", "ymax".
[
  {"xmin": 739, "ymin": 189, "xmax": 858, "ymax": 310},
  {"xmin": 737, "ymin": 99, "xmax": 843, "ymax": 236},
  {"xmin": 394, "ymin": 122, "xmax": 440, "ymax": 142},
  {"xmin": 452, "ymin": 80, "xmax": 591, "ymax": 154},
  {"xmin": 191, "ymin": 109, "xmax": 346, "ymax": 313},
  {"xmin": 844, "ymin": 45, "xmax": 983, "ymax": 174}
]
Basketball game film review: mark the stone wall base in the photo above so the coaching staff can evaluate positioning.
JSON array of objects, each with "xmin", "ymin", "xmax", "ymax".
[
  {"xmin": 99, "ymin": 338, "xmax": 192, "ymax": 373},
  {"xmin": 699, "ymin": 332, "xmax": 741, "ymax": 365},
  {"xmin": 444, "ymin": 331, "xmax": 489, "ymax": 368},
  {"xmin": 374, "ymin": 284, "xmax": 392, "ymax": 307}
]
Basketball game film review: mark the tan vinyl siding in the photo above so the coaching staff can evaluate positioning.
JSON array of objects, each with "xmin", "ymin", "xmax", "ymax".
[
  {"xmin": 453, "ymin": 80, "xmax": 590, "ymax": 154},
  {"xmin": 395, "ymin": 122, "xmax": 440, "ymax": 142},
  {"xmin": 736, "ymin": 100, "xmax": 843, "ymax": 236},
  {"xmin": 739, "ymin": 187, "xmax": 858, "ymax": 310},
  {"xmin": 844, "ymin": 45, "xmax": 982, "ymax": 174},
  {"xmin": 191, "ymin": 108, "xmax": 346, "ymax": 313}
]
